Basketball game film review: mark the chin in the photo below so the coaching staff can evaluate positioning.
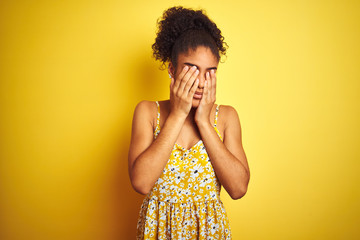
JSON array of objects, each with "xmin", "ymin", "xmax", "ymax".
[{"xmin": 192, "ymin": 98, "xmax": 201, "ymax": 108}]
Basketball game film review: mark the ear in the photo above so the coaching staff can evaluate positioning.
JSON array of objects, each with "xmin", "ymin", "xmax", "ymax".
[{"xmin": 168, "ymin": 62, "xmax": 175, "ymax": 78}]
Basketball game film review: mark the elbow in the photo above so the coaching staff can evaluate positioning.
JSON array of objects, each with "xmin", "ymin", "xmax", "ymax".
[
  {"xmin": 133, "ymin": 185, "xmax": 150, "ymax": 195},
  {"xmin": 129, "ymin": 164, "xmax": 151, "ymax": 195},
  {"xmin": 130, "ymin": 177, "xmax": 152, "ymax": 195},
  {"xmin": 230, "ymin": 174, "xmax": 250, "ymax": 200},
  {"xmin": 229, "ymin": 186, "xmax": 248, "ymax": 200}
]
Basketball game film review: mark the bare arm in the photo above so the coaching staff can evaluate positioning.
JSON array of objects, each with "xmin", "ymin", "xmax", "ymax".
[
  {"xmin": 194, "ymin": 70, "xmax": 249, "ymax": 200},
  {"xmin": 128, "ymin": 65, "xmax": 200, "ymax": 195},
  {"xmin": 197, "ymin": 106, "xmax": 250, "ymax": 199},
  {"xmin": 128, "ymin": 101, "xmax": 187, "ymax": 195}
]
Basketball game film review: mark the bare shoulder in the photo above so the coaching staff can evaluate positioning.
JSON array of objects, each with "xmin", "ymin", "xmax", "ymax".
[
  {"xmin": 128, "ymin": 100, "xmax": 159, "ymax": 174},
  {"xmin": 219, "ymin": 104, "xmax": 246, "ymax": 159},
  {"xmin": 134, "ymin": 99, "xmax": 156, "ymax": 111},
  {"xmin": 133, "ymin": 100, "xmax": 157, "ymax": 130},
  {"xmin": 218, "ymin": 104, "xmax": 241, "ymax": 130}
]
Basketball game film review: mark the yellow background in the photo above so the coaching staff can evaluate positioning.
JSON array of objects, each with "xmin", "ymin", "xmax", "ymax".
[{"xmin": 1, "ymin": 0, "xmax": 359, "ymax": 239}]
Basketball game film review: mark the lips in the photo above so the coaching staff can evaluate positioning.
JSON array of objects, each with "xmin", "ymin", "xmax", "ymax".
[{"xmin": 194, "ymin": 92, "xmax": 203, "ymax": 99}]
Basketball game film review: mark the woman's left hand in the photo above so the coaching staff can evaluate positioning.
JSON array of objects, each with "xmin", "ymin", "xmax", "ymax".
[{"xmin": 195, "ymin": 69, "xmax": 216, "ymax": 125}]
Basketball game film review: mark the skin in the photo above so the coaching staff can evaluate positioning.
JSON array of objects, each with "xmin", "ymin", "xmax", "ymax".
[{"xmin": 128, "ymin": 46, "xmax": 250, "ymax": 199}]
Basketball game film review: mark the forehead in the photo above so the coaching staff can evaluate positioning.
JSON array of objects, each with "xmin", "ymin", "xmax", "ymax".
[{"xmin": 177, "ymin": 46, "xmax": 219, "ymax": 68}]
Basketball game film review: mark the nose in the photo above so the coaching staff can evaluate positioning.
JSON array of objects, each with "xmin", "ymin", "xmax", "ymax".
[{"xmin": 197, "ymin": 71, "xmax": 206, "ymax": 89}]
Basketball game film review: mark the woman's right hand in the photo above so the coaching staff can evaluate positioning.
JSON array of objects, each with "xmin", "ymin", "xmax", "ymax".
[{"xmin": 169, "ymin": 65, "xmax": 200, "ymax": 119}]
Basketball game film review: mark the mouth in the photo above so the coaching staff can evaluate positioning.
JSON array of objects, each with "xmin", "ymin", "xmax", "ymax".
[{"xmin": 194, "ymin": 92, "xmax": 203, "ymax": 99}]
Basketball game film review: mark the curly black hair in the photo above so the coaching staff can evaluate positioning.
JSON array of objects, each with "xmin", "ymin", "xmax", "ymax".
[{"xmin": 152, "ymin": 6, "xmax": 228, "ymax": 69}]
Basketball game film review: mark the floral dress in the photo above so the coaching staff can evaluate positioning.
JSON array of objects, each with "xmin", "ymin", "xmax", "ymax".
[{"xmin": 136, "ymin": 101, "xmax": 232, "ymax": 239}]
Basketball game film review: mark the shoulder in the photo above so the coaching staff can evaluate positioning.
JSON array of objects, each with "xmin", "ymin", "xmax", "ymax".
[
  {"xmin": 218, "ymin": 104, "xmax": 239, "ymax": 119},
  {"xmin": 218, "ymin": 104, "xmax": 241, "ymax": 130},
  {"xmin": 134, "ymin": 100, "xmax": 157, "ymax": 112},
  {"xmin": 133, "ymin": 100, "xmax": 158, "ymax": 126}
]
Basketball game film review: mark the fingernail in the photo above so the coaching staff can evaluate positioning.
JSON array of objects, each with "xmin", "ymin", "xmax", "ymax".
[
  {"xmin": 192, "ymin": 66, "xmax": 197, "ymax": 70},
  {"xmin": 195, "ymin": 70, "xmax": 199, "ymax": 74},
  {"xmin": 184, "ymin": 66, "xmax": 189, "ymax": 71}
]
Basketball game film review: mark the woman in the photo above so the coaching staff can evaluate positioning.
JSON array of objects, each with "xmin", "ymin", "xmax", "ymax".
[{"xmin": 128, "ymin": 6, "xmax": 250, "ymax": 239}]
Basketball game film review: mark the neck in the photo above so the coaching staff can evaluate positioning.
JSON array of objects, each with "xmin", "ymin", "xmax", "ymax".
[
  {"xmin": 165, "ymin": 100, "xmax": 197, "ymax": 123},
  {"xmin": 185, "ymin": 107, "xmax": 197, "ymax": 122}
]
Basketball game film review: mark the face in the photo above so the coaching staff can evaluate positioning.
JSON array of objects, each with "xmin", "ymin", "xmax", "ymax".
[{"xmin": 169, "ymin": 46, "xmax": 219, "ymax": 107}]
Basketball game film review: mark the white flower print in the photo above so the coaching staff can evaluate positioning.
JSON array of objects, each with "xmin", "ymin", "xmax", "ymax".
[
  {"xmin": 159, "ymin": 185, "xmax": 168, "ymax": 194},
  {"xmin": 156, "ymin": 177, "xmax": 164, "ymax": 185},
  {"xmin": 169, "ymin": 164, "xmax": 180, "ymax": 173},
  {"xmin": 137, "ymin": 102, "xmax": 231, "ymax": 239},
  {"xmin": 190, "ymin": 164, "xmax": 204, "ymax": 179},
  {"xmin": 175, "ymin": 171, "xmax": 185, "ymax": 184},
  {"xmin": 210, "ymin": 223, "xmax": 219, "ymax": 235},
  {"xmin": 199, "ymin": 146, "xmax": 207, "ymax": 155}
]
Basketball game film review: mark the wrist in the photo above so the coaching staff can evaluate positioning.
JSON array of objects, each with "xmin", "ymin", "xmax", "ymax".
[
  {"xmin": 195, "ymin": 118, "xmax": 212, "ymax": 129},
  {"xmin": 168, "ymin": 111, "xmax": 187, "ymax": 123}
]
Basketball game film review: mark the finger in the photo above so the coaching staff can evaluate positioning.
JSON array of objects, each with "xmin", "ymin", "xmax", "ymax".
[
  {"xmin": 170, "ymin": 76, "xmax": 174, "ymax": 89},
  {"xmin": 210, "ymin": 70, "xmax": 216, "ymax": 99},
  {"xmin": 188, "ymin": 78, "xmax": 199, "ymax": 98},
  {"xmin": 203, "ymin": 80, "xmax": 208, "ymax": 100},
  {"xmin": 204, "ymin": 72, "xmax": 211, "ymax": 100},
  {"xmin": 205, "ymin": 71, "xmax": 210, "ymax": 82},
  {"xmin": 173, "ymin": 65, "xmax": 189, "ymax": 92},
  {"xmin": 183, "ymin": 69, "xmax": 199, "ymax": 96},
  {"xmin": 178, "ymin": 66, "xmax": 198, "ymax": 95},
  {"xmin": 177, "ymin": 65, "xmax": 189, "ymax": 82},
  {"xmin": 178, "ymin": 66, "xmax": 197, "ymax": 93},
  {"xmin": 210, "ymin": 70, "xmax": 216, "ymax": 86}
]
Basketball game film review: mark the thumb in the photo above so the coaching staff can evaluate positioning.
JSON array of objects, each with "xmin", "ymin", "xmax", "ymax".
[{"xmin": 170, "ymin": 77, "xmax": 174, "ymax": 88}]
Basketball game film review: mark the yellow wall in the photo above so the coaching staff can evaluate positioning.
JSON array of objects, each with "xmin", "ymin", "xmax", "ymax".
[{"xmin": 1, "ymin": 0, "xmax": 359, "ymax": 239}]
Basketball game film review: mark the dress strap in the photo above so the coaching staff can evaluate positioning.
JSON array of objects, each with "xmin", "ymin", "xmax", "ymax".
[
  {"xmin": 214, "ymin": 104, "xmax": 220, "ymax": 127},
  {"xmin": 214, "ymin": 104, "xmax": 223, "ymax": 141},
  {"xmin": 154, "ymin": 101, "xmax": 160, "ymax": 138}
]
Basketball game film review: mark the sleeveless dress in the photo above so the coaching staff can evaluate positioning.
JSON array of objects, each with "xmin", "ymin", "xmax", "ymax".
[{"xmin": 136, "ymin": 101, "xmax": 232, "ymax": 240}]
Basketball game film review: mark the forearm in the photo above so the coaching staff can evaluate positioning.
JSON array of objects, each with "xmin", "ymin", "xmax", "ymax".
[
  {"xmin": 131, "ymin": 113, "xmax": 185, "ymax": 194},
  {"xmin": 197, "ymin": 121, "xmax": 250, "ymax": 199}
]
